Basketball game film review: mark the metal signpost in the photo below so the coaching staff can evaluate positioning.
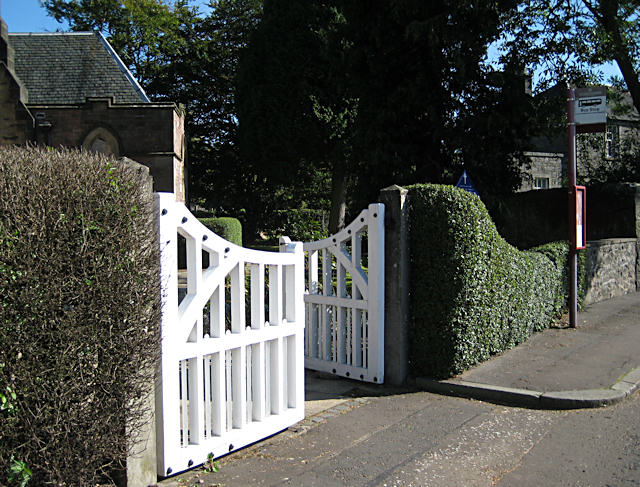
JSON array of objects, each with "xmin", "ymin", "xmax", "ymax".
[{"xmin": 567, "ymin": 86, "xmax": 606, "ymax": 327}]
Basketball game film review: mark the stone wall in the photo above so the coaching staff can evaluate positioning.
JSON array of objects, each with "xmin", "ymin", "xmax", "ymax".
[
  {"xmin": 0, "ymin": 65, "xmax": 33, "ymax": 144},
  {"xmin": 0, "ymin": 18, "xmax": 34, "ymax": 145},
  {"xmin": 584, "ymin": 238, "xmax": 638, "ymax": 305}
]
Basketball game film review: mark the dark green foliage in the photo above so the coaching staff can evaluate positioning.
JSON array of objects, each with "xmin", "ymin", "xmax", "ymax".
[
  {"xmin": 408, "ymin": 184, "xmax": 581, "ymax": 379},
  {"xmin": 163, "ymin": 0, "xmax": 263, "ymax": 217},
  {"xmin": 263, "ymin": 209, "xmax": 328, "ymax": 242},
  {"xmin": 238, "ymin": 0, "xmax": 539, "ymax": 231},
  {"xmin": 236, "ymin": 0, "xmax": 351, "ymax": 232},
  {"xmin": 343, "ymin": 1, "xmax": 529, "ymax": 202},
  {"xmin": 199, "ymin": 217, "xmax": 243, "ymax": 246},
  {"xmin": 488, "ymin": 184, "xmax": 639, "ymax": 250},
  {"xmin": 577, "ymin": 124, "xmax": 640, "ymax": 186},
  {"xmin": 0, "ymin": 146, "xmax": 160, "ymax": 486}
]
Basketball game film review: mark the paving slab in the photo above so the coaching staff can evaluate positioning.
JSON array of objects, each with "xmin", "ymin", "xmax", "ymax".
[{"xmin": 454, "ymin": 294, "xmax": 640, "ymax": 392}]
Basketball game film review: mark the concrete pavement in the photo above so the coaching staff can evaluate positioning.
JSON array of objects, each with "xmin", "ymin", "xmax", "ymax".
[{"xmin": 417, "ymin": 291, "xmax": 640, "ymax": 409}]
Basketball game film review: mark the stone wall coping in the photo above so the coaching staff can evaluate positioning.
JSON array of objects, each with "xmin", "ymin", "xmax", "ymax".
[
  {"xmin": 587, "ymin": 237, "xmax": 638, "ymax": 246},
  {"xmin": 523, "ymin": 151, "xmax": 565, "ymax": 157}
]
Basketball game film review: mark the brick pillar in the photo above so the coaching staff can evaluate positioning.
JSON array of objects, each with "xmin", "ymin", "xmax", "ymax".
[{"xmin": 378, "ymin": 185, "xmax": 410, "ymax": 385}]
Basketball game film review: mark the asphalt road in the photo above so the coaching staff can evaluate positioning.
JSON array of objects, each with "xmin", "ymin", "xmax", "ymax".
[{"xmin": 165, "ymin": 388, "xmax": 640, "ymax": 487}]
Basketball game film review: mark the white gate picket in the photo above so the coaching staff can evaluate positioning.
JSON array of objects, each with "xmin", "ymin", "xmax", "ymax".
[
  {"xmin": 155, "ymin": 193, "xmax": 305, "ymax": 477},
  {"xmin": 295, "ymin": 203, "xmax": 384, "ymax": 383}
]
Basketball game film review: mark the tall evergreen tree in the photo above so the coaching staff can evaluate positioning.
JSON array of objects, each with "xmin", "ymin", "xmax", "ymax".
[
  {"xmin": 237, "ymin": 1, "xmax": 353, "ymax": 232},
  {"xmin": 238, "ymin": 0, "xmax": 533, "ymax": 223},
  {"xmin": 342, "ymin": 0, "xmax": 527, "ymax": 204}
]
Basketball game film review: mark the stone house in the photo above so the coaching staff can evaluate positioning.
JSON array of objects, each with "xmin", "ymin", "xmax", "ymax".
[{"xmin": 0, "ymin": 16, "xmax": 186, "ymax": 201}]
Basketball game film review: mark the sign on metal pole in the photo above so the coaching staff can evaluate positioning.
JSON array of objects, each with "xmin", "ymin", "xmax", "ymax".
[
  {"xmin": 567, "ymin": 86, "xmax": 605, "ymax": 327},
  {"xmin": 574, "ymin": 86, "xmax": 607, "ymax": 133}
]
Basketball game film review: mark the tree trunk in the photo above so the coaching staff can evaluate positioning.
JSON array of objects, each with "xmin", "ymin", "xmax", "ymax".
[
  {"xmin": 328, "ymin": 163, "xmax": 347, "ymax": 235},
  {"xmin": 595, "ymin": 0, "xmax": 640, "ymax": 116},
  {"xmin": 613, "ymin": 54, "xmax": 640, "ymax": 118}
]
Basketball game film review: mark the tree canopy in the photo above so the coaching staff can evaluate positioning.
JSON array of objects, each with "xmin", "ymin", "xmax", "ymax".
[
  {"xmin": 40, "ymin": 0, "xmax": 640, "ymax": 237},
  {"xmin": 237, "ymin": 0, "xmax": 539, "ymax": 219},
  {"xmin": 42, "ymin": 0, "xmax": 201, "ymax": 90},
  {"xmin": 236, "ymin": 1, "xmax": 354, "ymax": 231},
  {"xmin": 500, "ymin": 0, "xmax": 640, "ymax": 114}
]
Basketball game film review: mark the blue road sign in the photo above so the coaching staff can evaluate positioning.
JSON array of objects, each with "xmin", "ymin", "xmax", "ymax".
[{"xmin": 456, "ymin": 170, "xmax": 479, "ymax": 196}]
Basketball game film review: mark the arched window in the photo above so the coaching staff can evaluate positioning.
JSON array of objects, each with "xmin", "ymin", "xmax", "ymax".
[{"xmin": 82, "ymin": 127, "xmax": 120, "ymax": 157}]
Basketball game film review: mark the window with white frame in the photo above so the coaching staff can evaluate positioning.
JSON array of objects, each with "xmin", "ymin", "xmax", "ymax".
[
  {"xmin": 533, "ymin": 177, "xmax": 549, "ymax": 190},
  {"xmin": 605, "ymin": 124, "xmax": 619, "ymax": 159}
]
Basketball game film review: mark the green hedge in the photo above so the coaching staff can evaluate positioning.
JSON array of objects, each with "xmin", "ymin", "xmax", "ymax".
[
  {"xmin": 0, "ymin": 146, "xmax": 160, "ymax": 485},
  {"xmin": 407, "ymin": 184, "xmax": 584, "ymax": 379},
  {"xmin": 198, "ymin": 217, "xmax": 243, "ymax": 246},
  {"xmin": 176, "ymin": 218, "xmax": 242, "ymax": 270}
]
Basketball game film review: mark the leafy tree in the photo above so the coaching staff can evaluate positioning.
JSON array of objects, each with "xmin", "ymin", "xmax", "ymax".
[
  {"xmin": 150, "ymin": 0, "xmax": 263, "ymax": 216},
  {"xmin": 498, "ymin": 1, "xmax": 640, "ymax": 185},
  {"xmin": 342, "ymin": 0, "xmax": 530, "ymax": 206}
]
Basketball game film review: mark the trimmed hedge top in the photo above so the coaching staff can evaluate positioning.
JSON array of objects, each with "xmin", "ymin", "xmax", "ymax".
[
  {"xmin": 407, "ymin": 184, "xmax": 576, "ymax": 378},
  {"xmin": 198, "ymin": 217, "xmax": 243, "ymax": 246}
]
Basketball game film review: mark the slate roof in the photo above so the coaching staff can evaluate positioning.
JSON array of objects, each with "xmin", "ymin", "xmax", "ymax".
[{"xmin": 9, "ymin": 32, "xmax": 149, "ymax": 105}]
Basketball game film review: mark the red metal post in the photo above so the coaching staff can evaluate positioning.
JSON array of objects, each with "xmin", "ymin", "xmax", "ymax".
[{"xmin": 567, "ymin": 88, "xmax": 578, "ymax": 328}]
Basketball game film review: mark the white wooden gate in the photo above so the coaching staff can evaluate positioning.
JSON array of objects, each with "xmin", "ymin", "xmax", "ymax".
[
  {"xmin": 296, "ymin": 203, "xmax": 384, "ymax": 383},
  {"xmin": 155, "ymin": 193, "xmax": 305, "ymax": 477}
]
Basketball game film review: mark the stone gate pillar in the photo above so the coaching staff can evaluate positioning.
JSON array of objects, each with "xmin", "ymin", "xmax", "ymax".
[{"xmin": 378, "ymin": 185, "xmax": 410, "ymax": 386}]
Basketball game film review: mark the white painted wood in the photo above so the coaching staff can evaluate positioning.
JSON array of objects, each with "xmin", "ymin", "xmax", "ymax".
[
  {"xmin": 251, "ymin": 342, "xmax": 265, "ymax": 421},
  {"xmin": 180, "ymin": 360, "xmax": 188, "ymax": 446},
  {"xmin": 188, "ymin": 356, "xmax": 204, "ymax": 444},
  {"xmin": 230, "ymin": 262, "xmax": 245, "ymax": 332},
  {"xmin": 203, "ymin": 355, "xmax": 212, "ymax": 438},
  {"xmin": 269, "ymin": 265, "xmax": 283, "ymax": 325},
  {"xmin": 270, "ymin": 337, "xmax": 284, "ymax": 415},
  {"xmin": 155, "ymin": 193, "xmax": 304, "ymax": 477},
  {"xmin": 250, "ymin": 264, "xmax": 265, "ymax": 329},
  {"xmin": 294, "ymin": 203, "xmax": 385, "ymax": 384},
  {"xmin": 211, "ymin": 352, "xmax": 224, "ymax": 437},
  {"xmin": 231, "ymin": 346, "xmax": 246, "ymax": 429},
  {"xmin": 366, "ymin": 203, "xmax": 385, "ymax": 383}
]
